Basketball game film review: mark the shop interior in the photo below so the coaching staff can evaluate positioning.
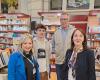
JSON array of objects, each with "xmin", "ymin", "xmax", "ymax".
[{"xmin": 0, "ymin": 0, "xmax": 100, "ymax": 80}]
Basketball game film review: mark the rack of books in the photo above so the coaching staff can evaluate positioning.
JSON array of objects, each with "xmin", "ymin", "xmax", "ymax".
[
  {"xmin": 0, "ymin": 13, "xmax": 31, "ymax": 50},
  {"xmin": 0, "ymin": 49, "xmax": 8, "ymax": 80},
  {"xmin": 0, "ymin": 48, "xmax": 10, "ymax": 70},
  {"xmin": 87, "ymin": 26, "xmax": 100, "ymax": 49},
  {"xmin": 87, "ymin": 26, "xmax": 100, "ymax": 72}
]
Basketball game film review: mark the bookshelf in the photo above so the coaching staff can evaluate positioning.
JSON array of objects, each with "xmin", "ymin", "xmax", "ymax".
[
  {"xmin": 87, "ymin": 26, "xmax": 100, "ymax": 49},
  {"xmin": 0, "ymin": 13, "xmax": 31, "ymax": 50},
  {"xmin": 0, "ymin": 48, "xmax": 10, "ymax": 70}
]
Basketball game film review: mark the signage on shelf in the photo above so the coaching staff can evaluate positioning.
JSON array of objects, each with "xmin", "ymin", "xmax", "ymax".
[
  {"xmin": 40, "ymin": 13, "xmax": 60, "ymax": 25},
  {"xmin": 5, "ymin": 15, "xmax": 17, "ymax": 19}
]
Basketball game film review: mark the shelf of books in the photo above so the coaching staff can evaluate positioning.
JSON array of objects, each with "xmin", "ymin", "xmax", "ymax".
[
  {"xmin": 87, "ymin": 26, "xmax": 100, "ymax": 49},
  {"xmin": 0, "ymin": 48, "xmax": 11, "ymax": 69},
  {"xmin": 0, "ymin": 13, "xmax": 31, "ymax": 50},
  {"xmin": 87, "ymin": 26, "xmax": 100, "ymax": 71},
  {"xmin": 0, "ymin": 13, "xmax": 31, "ymax": 70}
]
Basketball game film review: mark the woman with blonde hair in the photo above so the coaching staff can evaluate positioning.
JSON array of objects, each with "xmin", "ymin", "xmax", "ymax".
[{"xmin": 8, "ymin": 33, "xmax": 40, "ymax": 80}]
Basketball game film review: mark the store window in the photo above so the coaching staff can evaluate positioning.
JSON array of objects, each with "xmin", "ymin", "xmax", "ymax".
[
  {"xmin": 66, "ymin": 0, "xmax": 90, "ymax": 10},
  {"xmin": 94, "ymin": 0, "xmax": 100, "ymax": 9},
  {"xmin": 1, "ymin": 0, "xmax": 18, "ymax": 13},
  {"xmin": 50, "ymin": 0, "xmax": 62, "ymax": 10}
]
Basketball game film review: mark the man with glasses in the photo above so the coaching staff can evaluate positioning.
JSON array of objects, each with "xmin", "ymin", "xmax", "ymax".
[{"xmin": 52, "ymin": 12, "xmax": 75, "ymax": 80}]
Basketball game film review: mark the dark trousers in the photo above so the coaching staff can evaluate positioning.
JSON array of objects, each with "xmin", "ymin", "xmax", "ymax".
[{"xmin": 56, "ymin": 64, "xmax": 63, "ymax": 80}]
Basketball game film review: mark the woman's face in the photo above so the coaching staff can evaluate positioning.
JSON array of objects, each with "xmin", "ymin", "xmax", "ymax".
[
  {"xmin": 36, "ymin": 28, "xmax": 46, "ymax": 38},
  {"xmin": 22, "ymin": 38, "xmax": 33, "ymax": 52},
  {"xmin": 73, "ymin": 30, "xmax": 84, "ymax": 47}
]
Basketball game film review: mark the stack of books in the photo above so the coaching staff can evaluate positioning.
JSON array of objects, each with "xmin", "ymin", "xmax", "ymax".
[{"xmin": 0, "ymin": 49, "xmax": 10, "ymax": 69}]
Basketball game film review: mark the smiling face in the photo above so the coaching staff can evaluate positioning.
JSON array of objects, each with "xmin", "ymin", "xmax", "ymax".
[
  {"xmin": 72, "ymin": 30, "xmax": 84, "ymax": 47},
  {"xmin": 21, "ymin": 38, "xmax": 33, "ymax": 53}
]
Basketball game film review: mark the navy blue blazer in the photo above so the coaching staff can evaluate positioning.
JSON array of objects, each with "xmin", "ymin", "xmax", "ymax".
[{"xmin": 63, "ymin": 49, "xmax": 96, "ymax": 80}]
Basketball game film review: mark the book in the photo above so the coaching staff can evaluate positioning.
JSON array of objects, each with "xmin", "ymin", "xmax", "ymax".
[
  {"xmin": 1, "ymin": 50, "xmax": 9, "ymax": 65},
  {"xmin": 0, "ymin": 56, "xmax": 4, "ymax": 68}
]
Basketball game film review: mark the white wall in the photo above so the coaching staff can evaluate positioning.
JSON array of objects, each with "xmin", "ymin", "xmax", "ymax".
[
  {"xmin": 18, "ymin": 0, "xmax": 29, "ymax": 14},
  {"xmin": 16, "ymin": 0, "xmax": 99, "ymax": 21},
  {"xmin": 18, "ymin": 0, "xmax": 49, "ymax": 22}
]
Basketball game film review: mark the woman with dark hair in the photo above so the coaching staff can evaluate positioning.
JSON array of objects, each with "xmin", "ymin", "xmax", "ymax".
[{"xmin": 63, "ymin": 29, "xmax": 96, "ymax": 80}]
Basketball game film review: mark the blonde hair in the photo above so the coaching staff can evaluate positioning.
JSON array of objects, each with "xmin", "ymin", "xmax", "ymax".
[
  {"xmin": 18, "ymin": 33, "xmax": 34, "ymax": 53},
  {"xmin": 20, "ymin": 33, "xmax": 33, "ymax": 44}
]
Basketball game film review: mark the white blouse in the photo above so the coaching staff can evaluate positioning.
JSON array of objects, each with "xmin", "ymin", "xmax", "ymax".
[{"xmin": 68, "ymin": 67, "xmax": 75, "ymax": 80}]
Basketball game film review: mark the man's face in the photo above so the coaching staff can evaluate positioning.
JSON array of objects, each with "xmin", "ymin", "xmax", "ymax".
[
  {"xmin": 60, "ymin": 15, "xmax": 68, "ymax": 28},
  {"xmin": 36, "ymin": 28, "xmax": 46, "ymax": 38}
]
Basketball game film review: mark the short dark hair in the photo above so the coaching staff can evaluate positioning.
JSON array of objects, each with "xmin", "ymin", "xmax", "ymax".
[
  {"xmin": 71, "ymin": 28, "xmax": 87, "ymax": 50},
  {"xmin": 35, "ymin": 24, "xmax": 46, "ymax": 31}
]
